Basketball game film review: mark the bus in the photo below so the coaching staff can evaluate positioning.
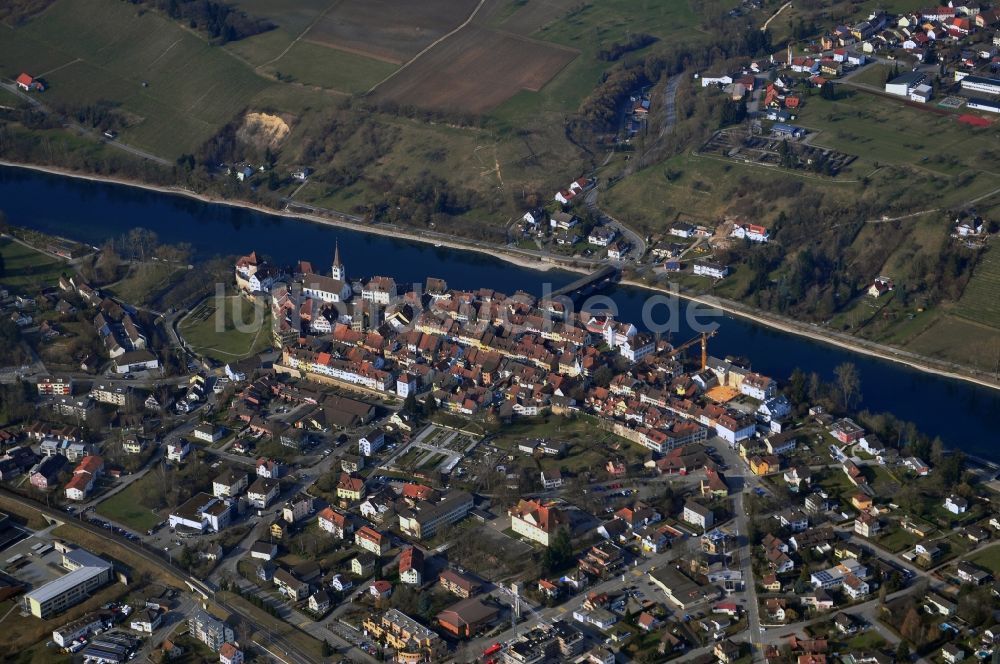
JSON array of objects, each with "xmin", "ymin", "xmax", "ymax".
[{"xmin": 483, "ymin": 643, "xmax": 502, "ymax": 658}]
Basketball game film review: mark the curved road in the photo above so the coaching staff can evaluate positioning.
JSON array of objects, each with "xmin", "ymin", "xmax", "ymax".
[{"xmin": 584, "ymin": 187, "xmax": 647, "ymax": 260}]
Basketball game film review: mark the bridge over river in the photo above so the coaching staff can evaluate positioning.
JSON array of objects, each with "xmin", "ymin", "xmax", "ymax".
[{"xmin": 549, "ymin": 264, "xmax": 619, "ymax": 299}]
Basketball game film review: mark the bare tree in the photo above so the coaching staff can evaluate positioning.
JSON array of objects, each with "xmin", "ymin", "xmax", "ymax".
[{"xmin": 834, "ymin": 362, "xmax": 862, "ymax": 411}]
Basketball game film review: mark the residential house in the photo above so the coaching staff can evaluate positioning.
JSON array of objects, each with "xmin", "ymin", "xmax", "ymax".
[
  {"xmin": 193, "ymin": 423, "xmax": 222, "ymax": 444},
  {"xmin": 273, "ymin": 568, "xmax": 309, "ymax": 601},
  {"xmin": 355, "ymin": 526, "xmax": 389, "ymax": 556},
  {"xmin": 942, "ymin": 644, "xmax": 966, "ymax": 664},
  {"xmin": 352, "ymin": 553, "xmax": 377, "ymax": 577},
  {"xmin": 317, "ymin": 507, "xmax": 352, "ymax": 539},
  {"xmin": 282, "ymin": 494, "xmax": 313, "ymax": 523},
  {"xmin": 399, "ymin": 547, "xmax": 424, "ymax": 586},
  {"xmin": 358, "ymin": 427, "xmax": 386, "ymax": 456},
  {"xmin": 541, "ymin": 469, "xmax": 563, "ymax": 490},
  {"xmin": 308, "ymin": 591, "xmax": 331, "ymax": 614},
  {"xmin": 957, "ymin": 561, "xmax": 991, "ymax": 585},
  {"xmin": 336, "ymin": 473, "xmax": 365, "ymax": 502},
  {"xmin": 714, "ymin": 639, "xmax": 740, "ymax": 664},
  {"xmin": 683, "ymin": 500, "xmax": 714, "ymax": 531},
  {"xmin": 509, "ymin": 499, "xmax": 567, "ymax": 547},
  {"xmin": 249, "ymin": 541, "xmax": 277, "ymax": 561},
  {"xmin": 944, "ymin": 495, "xmax": 968, "ymax": 515},
  {"xmin": 212, "ymin": 469, "xmax": 248, "ymax": 498},
  {"xmin": 188, "ymin": 610, "xmax": 234, "ymax": 652},
  {"xmin": 854, "ymin": 512, "xmax": 882, "ymax": 538},
  {"xmin": 166, "ymin": 440, "xmax": 191, "ymax": 463},
  {"xmin": 439, "ymin": 569, "xmax": 480, "ymax": 598},
  {"xmin": 246, "ymin": 477, "xmax": 279, "ymax": 509}
]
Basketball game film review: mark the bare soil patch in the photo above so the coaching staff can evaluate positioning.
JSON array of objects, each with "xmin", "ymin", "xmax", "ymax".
[
  {"xmin": 238, "ymin": 111, "xmax": 291, "ymax": 150},
  {"xmin": 373, "ymin": 25, "xmax": 577, "ymax": 114}
]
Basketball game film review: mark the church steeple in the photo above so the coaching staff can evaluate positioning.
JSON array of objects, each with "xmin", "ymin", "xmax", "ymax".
[{"xmin": 332, "ymin": 241, "xmax": 345, "ymax": 281}]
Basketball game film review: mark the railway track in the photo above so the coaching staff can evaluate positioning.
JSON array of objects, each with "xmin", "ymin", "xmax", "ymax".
[{"xmin": 0, "ymin": 489, "xmax": 322, "ymax": 664}]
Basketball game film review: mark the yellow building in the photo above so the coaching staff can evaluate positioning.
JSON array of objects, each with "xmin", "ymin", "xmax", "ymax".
[
  {"xmin": 336, "ymin": 473, "xmax": 365, "ymax": 502},
  {"xmin": 508, "ymin": 499, "xmax": 566, "ymax": 547},
  {"xmin": 362, "ymin": 609, "xmax": 445, "ymax": 664},
  {"xmin": 749, "ymin": 455, "xmax": 779, "ymax": 476}
]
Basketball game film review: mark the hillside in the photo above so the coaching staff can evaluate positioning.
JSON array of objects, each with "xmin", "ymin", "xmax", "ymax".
[{"xmin": 1, "ymin": 0, "xmax": 998, "ymax": 375}]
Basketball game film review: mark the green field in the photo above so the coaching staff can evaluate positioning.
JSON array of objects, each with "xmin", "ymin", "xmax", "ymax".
[
  {"xmin": 601, "ymin": 148, "xmax": 861, "ymax": 235},
  {"xmin": 795, "ymin": 89, "xmax": 998, "ymax": 178},
  {"xmin": 94, "ymin": 479, "xmax": 162, "ymax": 532},
  {"xmin": 0, "ymin": 237, "xmax": 69, "ymax": 290},
  {"xmin": 877, "ymin": 527, "xmax": 920, "ymax": 554},
  {"xmin": 955, "ymin": 243, "xmax": 1000, "ymax": 328},
  {"xmin": 904, "ymin": 315, "xmax": 1000, "ymax": 373},
  {"xmin": 491, "ymin": 0, "xmax": 702, "ymax": 126},
  {"xmin": 968, "ymin": 543, "xmax": 1000, "ymax": 574},
  {"xmin": 0, "ymin": 0, "xmax": 272, "ymax": 157},
  {"xmin": 179, "ymin": 295, "xmax": 271, "ymax": 362},
  {"xmin": 107, "ymin": 261, "xmax": 185, "ymax": 308},
  {"xmin": 259, "ymin": 40, "xmax": 397, "ymax": 94},
  {"xmin": 0, "ymin": 87, "xmax": 22, "ymax": 106}
]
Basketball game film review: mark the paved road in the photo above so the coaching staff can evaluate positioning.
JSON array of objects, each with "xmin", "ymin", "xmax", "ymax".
[
  {"xmin": 201, "ymin": 428, "xmax": 378, "ymax": 664},
  {"xmin": 0, "ymin": 488, "xmax": 323, "ymax": 664},
  {"xmin": 584, "ymin": 187, "xmax": 647, "ymax": 260},
  {"xmin": 716, "ymin": 441, "xmax": 764, "ymax": 660},
  {"xmin": 0, "ymin": 80, "xmax": 170, "ymax": 166}
]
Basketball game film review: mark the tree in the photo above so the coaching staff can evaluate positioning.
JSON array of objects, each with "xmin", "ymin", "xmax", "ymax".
[
  {"xmin": 422, "ymin": 395, "xmax": 437, "ymax": 418},
  {"xmin": 807, "ymin": 372, "xmax": 824, "ymax": 403},
  {"xmin": 417, "ymin": 592, "xmax": 432, "ymax": 619},
  {"xmin": 899, "ymin": 606, "xmax": 923, "ymax": 644},
  {"xmin": 719, "ymin": 98, "xmax": 747, "ymax": 127},
  {"xmin": 593, "ymin": 365, "xmax": 615, "ymax": 388},
  {"xmin": 786, "ymin": 367, "xmax": 808, "ymax": 406},
  {"xmin": 896, "ymin": 641, "xmax": 911, "ymax": 662},
  {"xmin": 542, "ymin": 529, "xmax": 573, "ymax": 574},
  {"xmin": 402, "ymin": 392, "xmax": 417, "ymax": 415},
  {"xmin": 833, "ymin": 362, "xmax": 862, "ymax": 411},
  {"xmin": 820, "ymin": 81, "xmax": 837, "ymax": 100},
  {"xmin": 322, "ymin": 640, "xmax": 334, "ymax": 657}
]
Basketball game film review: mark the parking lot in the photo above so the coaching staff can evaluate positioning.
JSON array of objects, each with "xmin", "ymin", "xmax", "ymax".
[{"xmin": 1, "ymin": 523, "xmax": 63, "ymax": 590}]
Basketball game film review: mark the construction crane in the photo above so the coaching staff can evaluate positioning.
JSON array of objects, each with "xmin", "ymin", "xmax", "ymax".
[{"xmin": 667, "ymin": 331, "xmax": 717, "ymax": 371}]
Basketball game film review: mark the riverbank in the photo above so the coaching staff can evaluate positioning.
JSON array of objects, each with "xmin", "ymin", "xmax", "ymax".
[
  {"xmin": 0, "ymin": 159, "xmax": 576, "ymax": 273},
  {"xmin": 2, "ymin": 159, "xmax": 998, "ymax": 394},
  {"xmin": 622, "ymin": 278, "xmax": 1000, "ymax": 392}
]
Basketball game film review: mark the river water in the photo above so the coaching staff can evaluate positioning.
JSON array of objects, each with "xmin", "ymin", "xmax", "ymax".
[{"xmin": 1, "ymin": 166, "xmax": 997, "ymax": 457}]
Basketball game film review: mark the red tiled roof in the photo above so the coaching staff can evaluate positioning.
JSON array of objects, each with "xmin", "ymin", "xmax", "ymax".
[{"xmin": 399, "ymin": 546, "xmax": 423, "ymax": 573}]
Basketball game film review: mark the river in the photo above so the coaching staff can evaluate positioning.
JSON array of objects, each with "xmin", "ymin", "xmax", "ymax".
[{"xmin": 1, "ymin": 165, "xmax": 998, "ymax": 457}]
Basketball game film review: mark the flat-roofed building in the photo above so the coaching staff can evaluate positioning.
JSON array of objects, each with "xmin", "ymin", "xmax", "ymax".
[
  {"xmin": 649, "ymin": 565, "xmax": 720, "ymax": 610},
  {"xmin": 188, "ymin": 609, "xmax": 234, "ymax": 652},
  {"xmin": 24, "ymin": 548, "xmax": 114, "ymax": 618},
  {"xmin": 397, "ymin": 491, "xmax": 473, "ymax": 540},
  {"xmin": 362, "ymin": 609, "xmax": 445, "ymax": 664}
]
